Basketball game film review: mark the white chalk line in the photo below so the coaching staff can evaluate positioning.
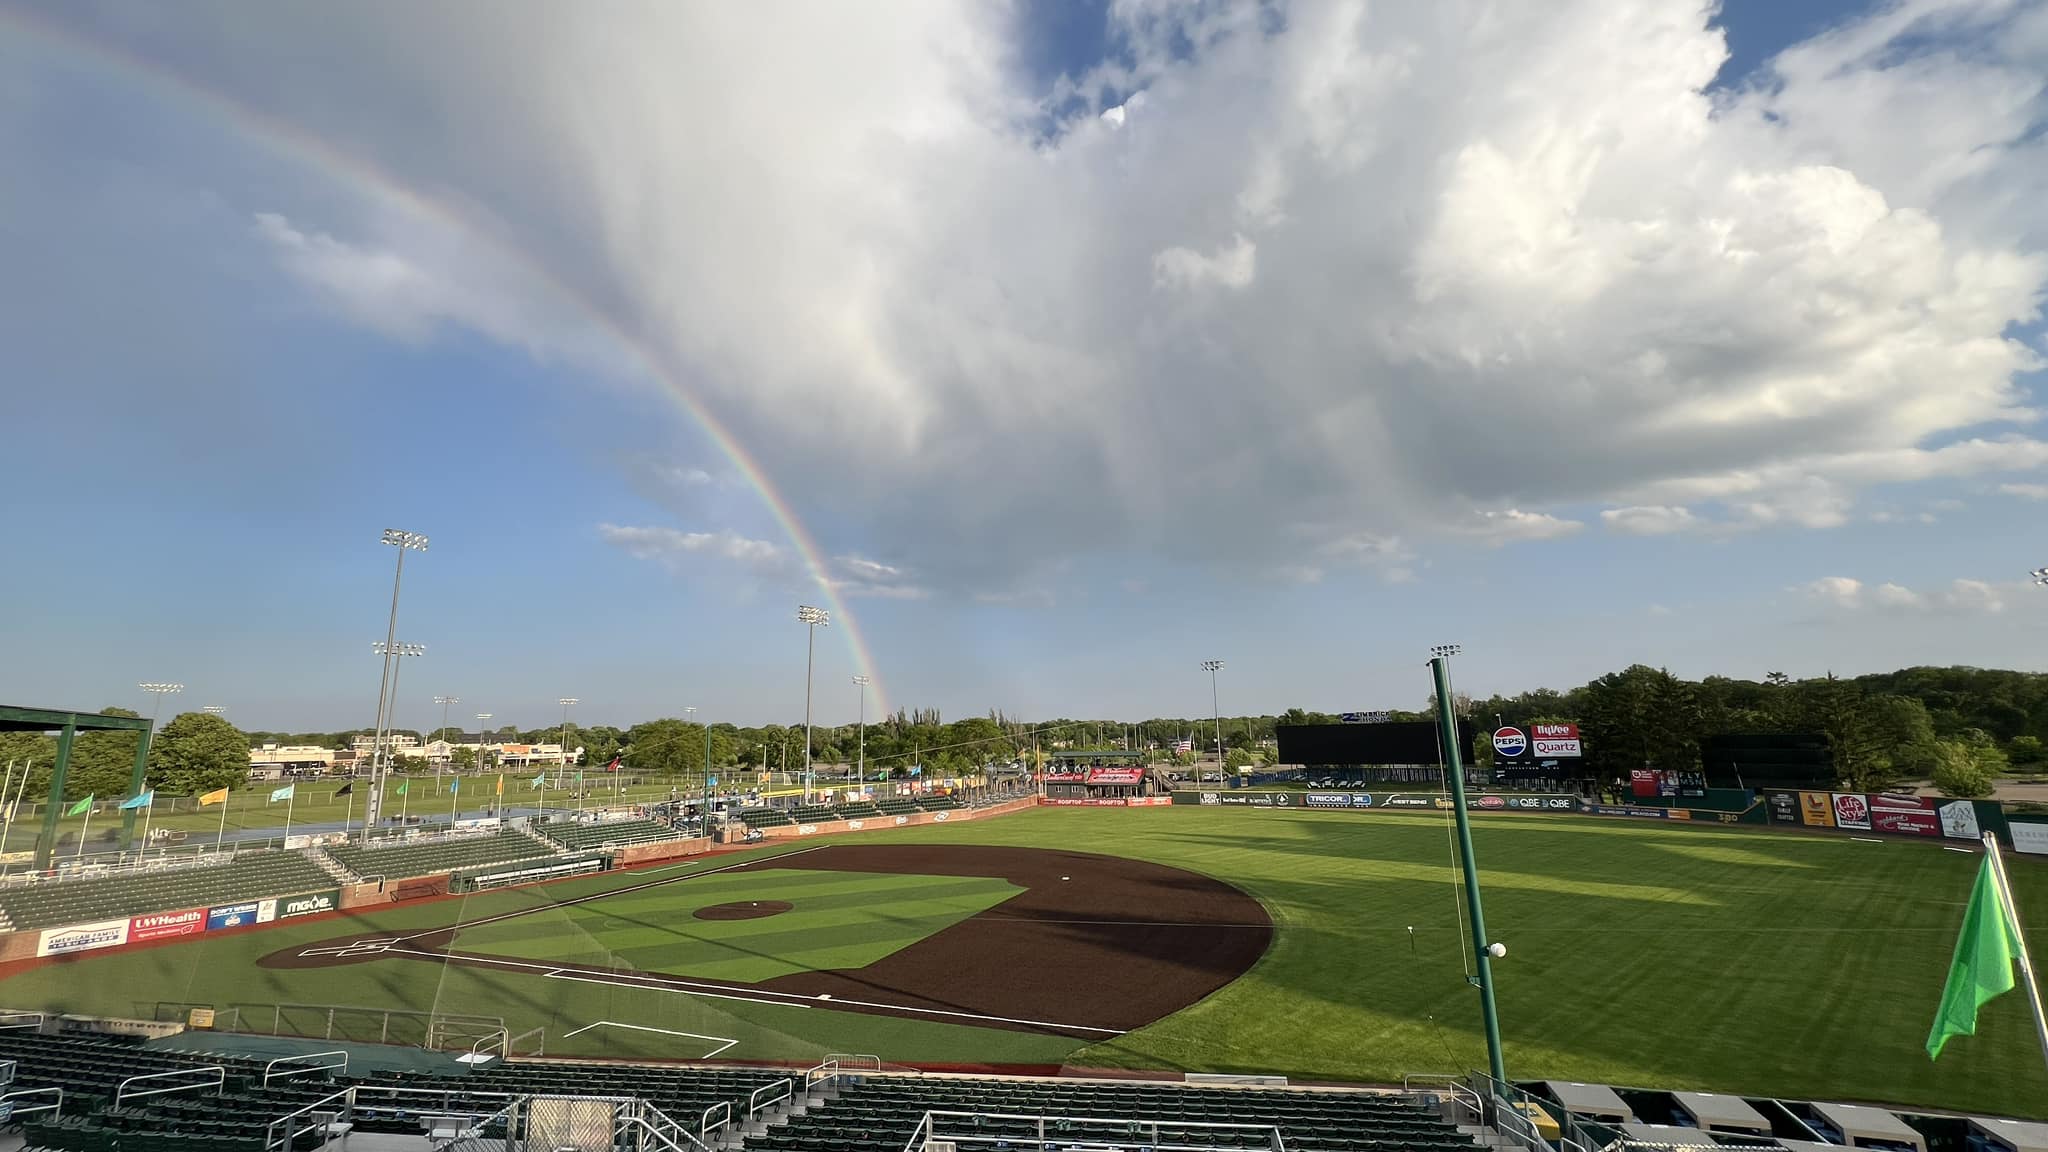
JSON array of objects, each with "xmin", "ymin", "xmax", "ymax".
[{"xmin": 561, "ymin": 1019, "xmax": 737, "ymax": 1058}]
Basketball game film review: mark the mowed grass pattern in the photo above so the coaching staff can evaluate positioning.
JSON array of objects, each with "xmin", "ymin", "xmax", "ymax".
[
  {"xmin": 454, "ymin": 868, "xmax": 1020, "ymax": 982},
  {"xmin": 0, "ymin": 809, "xmax": 2042, "ymax": 1116}
]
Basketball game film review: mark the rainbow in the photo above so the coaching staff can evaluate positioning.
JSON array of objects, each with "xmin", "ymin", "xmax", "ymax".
[{"xmin": 4, "ymin": 8, "xmax": 887, "ymax": 713}]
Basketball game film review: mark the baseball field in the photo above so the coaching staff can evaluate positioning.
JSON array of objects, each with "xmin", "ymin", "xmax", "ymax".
[{"xmin": 0, "ymin": 806, "xmax": 2042, "ymax": 1117}]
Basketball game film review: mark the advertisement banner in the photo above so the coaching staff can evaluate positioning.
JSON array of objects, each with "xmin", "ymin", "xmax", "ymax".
[
  {"xmin": 1868, "ymin": 795, "xmax": 1939, "ymax": 837},
  {"xmin": 205, "ymin": 900, "xmax": 275, "ymax": 931},
  {"xmin": 1939, "ymin": 799, "xmax": 1982, "ymax": 841},
  {"xmin": 2009, "ymin": 821, "xmax": 2048, "ymax": 856},
  {"xmin": 37, "ymin": 918, "xmax": 130, "ymax": 957},
  {"xmin": 1630, "ymin": 769, "xmax": 1658, "ymax": 798},
  {"xmin": 276, "ymin": 890, "xmax": 340, "ymax": 920},
  {"xmin": 1798, "ymin": 792, "xmax": 1835, "ymax": 827},
  {"xmin": 128, "ymin": 908, "xmax": 204, "ymax": 942},
  {"xmin": 1767, "ymin": 792, "xmax": 1799, "ymax": 824},
  {"xmin": 1084, "ymin": 768, "xmax": 1145, "ymax": 786},
  {"xmin": 1529, "ymin": 723, "xmax": 1582, "ymax": 758},
  {"xmin": 1305, "ymin": 793, "xmax": 1374, "ymax": 809},
  {"xmin": 1831, "ymin": 793, "xmax": 1871, "ymax": 830}
]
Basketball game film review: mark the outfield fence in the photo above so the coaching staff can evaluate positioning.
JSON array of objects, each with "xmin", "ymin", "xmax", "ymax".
[{"xmin": 154, "ymin": 1001, "xmax": 505, "ymax": 1050}]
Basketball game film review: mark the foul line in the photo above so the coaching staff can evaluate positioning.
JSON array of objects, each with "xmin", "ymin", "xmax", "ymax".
[{"xmin": 561, "ymin": 1019, "xmax": 738, "ymax": 1059}]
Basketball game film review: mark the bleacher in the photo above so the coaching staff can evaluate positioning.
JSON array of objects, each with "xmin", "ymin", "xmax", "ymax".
[
  {"xmin": 874, "ymin": 798, "xmax": 919, "ymax": 816},
  {"xmin": 916, "ymin": 794, "xmax": 961, "ymax": 811},
  {"xmin": 833, "ymin": 800, "xmax": 881, "ymax": 818},
  {"xmin": 535, "ymin": 818, "xmax": 683, "ymax": 852},
  {"xmin": 790, "ymin": 804, "xmax": 838, "ymax": 824},
  {"xmin": 324, "ymin": 830, "xmax": 554, "ymax": 882},
  {"xmin": 0, "ymin": 851, "xmax": 333, "ymax": 931},
  {"xmin": 752, "ymin": 1074, "xmax": 1474, "ymax": 1152},
  {"xmin": 739, "ymin": 808, "xmax": 796, "ymax": 829}
]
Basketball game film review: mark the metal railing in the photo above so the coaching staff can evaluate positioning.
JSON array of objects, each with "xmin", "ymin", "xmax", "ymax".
[
  {"xmin": 507, "ymin": 1024, "xmax": 546, "ymax": 1057},
  {"xmin": 261, "ymin": 1049, "xmax": 348, "ymax": 1087},
  {"xmin": 900, "ymin": 1110, "xmax": 1289, "ymax": 1152},
  {"xmin": 264, "ymin": 1086, "xmax": 353, "ymax": 1152},
  {"xmin": 822, "ymin": 1051, "xmax": 882, "ymax": 1072},
  {"xmin": 748, "ymin": 1076, "xmax": 793, "ymax": 1119},
  {"xmin": 0, "ymin": 1086, "xmax": 62, "ymax": 1120},
  {"xmin": 0, "ymin": 1011, "xmax": 45, "ymax": 1032},
  {"xmin": 1402, "ymin": 1073, "xmax": 1483, "ymax": 1125},
  {"xmin": 0, "ymin": 1058, "xmax": 14, "ymax": 1087},
  {"xmin": 470, "ymin": 1027, "xmax": 510, "ymax": 1060},
  {"xmin": 114, "ymin": 1064, "xmax": 224, "ymax": 1107},
  {"xmin": 700, "ymin": 1099, "xmax": 732, "ymax": 1143}
]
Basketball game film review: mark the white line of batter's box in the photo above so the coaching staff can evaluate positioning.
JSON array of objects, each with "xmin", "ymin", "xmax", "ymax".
[{"xmin": 560, "ymin": 1019, "xmax": 738, "ymax": 1059}]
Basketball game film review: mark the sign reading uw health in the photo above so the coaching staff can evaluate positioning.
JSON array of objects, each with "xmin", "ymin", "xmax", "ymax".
[{"xmin": 128, "ymin": 908, "xmax": 204, "ymax": 942}]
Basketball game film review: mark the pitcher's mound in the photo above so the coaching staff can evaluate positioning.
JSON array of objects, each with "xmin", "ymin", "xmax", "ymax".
[{"xmin": 693, "ymin": 900, "xmax": 793, "ymax": 921}]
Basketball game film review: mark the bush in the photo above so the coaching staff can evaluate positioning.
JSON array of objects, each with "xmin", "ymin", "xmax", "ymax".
[{"xmin": 1931, "ymin": 740, "xmax": 1997, "ymax": 799}]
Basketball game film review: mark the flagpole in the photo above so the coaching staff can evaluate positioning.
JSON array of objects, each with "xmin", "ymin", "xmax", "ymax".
[
  {"xmin": 283, "ymin": 788, "xmax": 296, "ymax": 846},
  {"xmin": 1984, "ymin": 832, "xmax": 2048, "ymax": 1074},
  {"xmin": 451, "ymin": 779, "xmax": 459, "ymax": 826},
  {"xmin": 139, "ymin": 795, "xmax": 153, "ymax": 860},
  {"xmin": 344, "ymin": 784, "xmax": 356, "ymax": 839},
  {"xmin": 76, "ymin": 802, "xmax": 91, "ymax": 862},
  {"xmin": 216, "ymin": 793, "xmax": 229, "ymax": 856}
]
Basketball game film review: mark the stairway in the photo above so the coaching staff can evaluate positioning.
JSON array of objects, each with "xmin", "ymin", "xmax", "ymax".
[
  {"xmin": 517, "ymin": 822, "xmax": 562, "ymax": 852},
  {"xmin": 730, "ymin": 1080, "xmax": 838, "ymax": 1151},
  {"xmin": 305, "ymin": 847, "xmax": 355, "ymax": 884}
]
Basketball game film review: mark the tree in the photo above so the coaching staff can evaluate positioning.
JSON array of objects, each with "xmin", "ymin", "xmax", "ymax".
[
  {"xmin": 450, "ymin": 746, "xmax": 477, "ymax": 771},
  {"xmin": 2009, "ymin": 735, "xmax": 2045, "ymax": 766},
  {"xmin": 1931, "ymin": 740, "xmax": 1998, "ymax": 799},
  {"xmin": 147, "ymin": 712, "xmax": 250, "ymax": 795},
  {"xmin": 1223, "ymin": 747, "xmax": 1254, "ymax": 770}
]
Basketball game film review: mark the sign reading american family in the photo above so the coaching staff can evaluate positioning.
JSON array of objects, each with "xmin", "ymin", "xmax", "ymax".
[{"xmin": 37, "ymin": 917, "xmax": 130, "ymax": 957}]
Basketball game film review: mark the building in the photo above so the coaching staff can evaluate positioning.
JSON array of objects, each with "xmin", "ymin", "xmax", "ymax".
[
  {"xmin": 350, "ymin": 733, "xmax": 421, "ymax": 755},
  {"xmin": 248, "ymin": 744, "xmax": 336, "ymax": 779},
  {"xmin": 492, "ymin": 743, "xmax": 583, "ymax": 770}
]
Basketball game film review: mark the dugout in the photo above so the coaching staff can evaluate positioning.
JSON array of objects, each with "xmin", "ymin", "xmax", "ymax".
[
  {"xmin": 1970, "ymin": 1118, "xmax": 2048, "ymax": 1152},
  {"xmin": 1540, "ymin": 1082, "xmax": 1634, "ymax": 1125},
  {"xmin": 1672, "ymin": 1092, "xmax": 1770, "ymax": 1137},
  {"xmin": 0, "ymin": 704, "xmax": 154, "ymax": 868},
  {"xmin": 1805, "ymin": 1103, "xmax": 1925, "ymax": 1152}
]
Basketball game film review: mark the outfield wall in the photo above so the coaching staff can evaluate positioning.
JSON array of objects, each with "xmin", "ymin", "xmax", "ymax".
[{"xmin": 750, "ymin": 796, "xmax": 1038, "ymax": 840}]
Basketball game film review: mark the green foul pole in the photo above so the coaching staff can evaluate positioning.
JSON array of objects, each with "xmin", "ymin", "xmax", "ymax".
[
  {"xmin": 36, "ymin": 723, "xmax": 77, "ymax": 870},
  {"xmin": 1430, "ymin": 653, "xmax": 1508, "ymax": 1088}
]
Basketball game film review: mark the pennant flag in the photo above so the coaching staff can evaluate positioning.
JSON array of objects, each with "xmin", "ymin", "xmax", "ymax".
[
  {"xmin": 495, "ymin": 774, "xmax": 504, "ymax": 796},
  {"xmin": 65, "ymin": 795, "xmax": 93, "ymax": 816},
  {"xmin": 395, "ymin": 780, "xmax": 409, "ymax": 796},
  {"xmin": 576, "ymin": 769, "xmax": 584, "ymax": 784},
  {"xmin": 531, "ymin": 773, "xmax": 546, "ymax": 789},
  {"xmin": 1928, "ymin": 853, "xmax": 2023, "ymax": 1059},
  {"xmin": 450, "ymin": 779, "xmax": 459, "ymax": 794},
  {"xmin": 269, "ymin": 783, "xmax": 295, "ymax": 803},
  {"xmin": 606, "ymin": 755, "xmax": 621, "ymax": 773},
  {"xmin": 119, "ymin": 790, "xmax": 154, "ymax": 811},
  {"xmin": 334, "ymin": 781, "xmax": 354, "ymax": 798},
  {"xmin": 199, "ymin": 787, "xmax": 229, "ymax": 806}
]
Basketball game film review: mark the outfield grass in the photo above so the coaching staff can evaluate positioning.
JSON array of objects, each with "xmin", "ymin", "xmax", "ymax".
[
  {"xmin": 0, "ymin": 807, "xmax": 2041, "ymax": 1116},
  {"xmin": 454, "ymin": 867, "xmax": 1019, "ymax": 981}
]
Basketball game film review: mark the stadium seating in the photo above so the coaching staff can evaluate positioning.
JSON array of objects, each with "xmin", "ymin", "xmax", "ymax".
[
  {"xmin": 833, "ymin": 801, "xmax": 882, "ymax": 818},
  {"xmin": 915, "ymin": 794, "xmax": 960, "ymax": 811},
  {"xmin": 790, "ymin": 805, "xmax": 837, "ymax": 823},
  {"xmin": 324, "ymin": 830, "xmax": 554, "ymax": 882},
  {"xmin": 535, "ymin": 818, "xmax": 684, "ymax": 851},
  {"xmin": 874, "ymin": 798, "xmax": 919, "ymax": 815},
  {"xmin": 751, "ymin": 1074, "xmax": 1476, "ymax": 1152},
  {"xmin": 739, "ymin": 808, "xmax": 796, "ymax": 829},
  {"xmin": 0, "ymin": 851, "xmax": 334, "ymax": 931}
]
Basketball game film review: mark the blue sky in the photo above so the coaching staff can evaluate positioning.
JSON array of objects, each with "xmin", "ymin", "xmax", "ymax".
[{"xmin": 2, "ymin": 0, "xmax": 2045, "ymax": 732}]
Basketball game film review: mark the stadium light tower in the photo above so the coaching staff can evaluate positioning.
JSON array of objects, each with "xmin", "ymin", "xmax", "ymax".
[
  {"xmin": 364, "ymin": 529, "xmax": 427, "ymax": 843},
  {"xmin": 558, "ymin": 698, "xmax": 579, "ymax": 784},
  {"xmin": 1427, "ymin": 643, "xmax": 1507, "ymax": 1088},
  {"xmin": 202, "ymin": 705, "xmax": 227, "ymax": 717},
  {"xmin": 2033, "ymin": 566, "xmax": 2048, "ymax": 587},
  {"xmin": 139, "ymin": 683, "xmax": 183, "ymax": 729},
  {"xmin": 687, "ymin": 705, "xmax": 712, "ymax": 832},
  {"xmin": 797, "ymin": 605, "xmax": 830, "ymax": 801},
  {"xmin": 475, "ymin": 713, "xmax": 493, "ymax": 780},
  {"xmin": 852, "ymin": 675, "xmax": 871, "ymax": 782},
  {"xmin": 1200, "ymin": 661, "xmax": 1224, "ymax": 780}
]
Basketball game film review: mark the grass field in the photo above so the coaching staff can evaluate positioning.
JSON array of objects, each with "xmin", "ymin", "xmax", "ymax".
[{"xmin": 0, "ymin": 807, "xmax": 2042, "ymax": 1117}]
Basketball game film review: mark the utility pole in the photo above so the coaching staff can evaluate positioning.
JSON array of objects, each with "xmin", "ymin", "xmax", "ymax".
[
  {"xmin": 853, "ymin": 676, "xmax": 870, "ymax": 783},
  {"xmin": 1430, "ymin": 644, "xmax": 1507, "ymax": 1088}
]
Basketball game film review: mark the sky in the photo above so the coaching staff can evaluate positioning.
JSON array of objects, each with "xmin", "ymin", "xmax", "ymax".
[{"xmin": 2, "ymin": 0, "xmax": 2045, "ymax": 734}]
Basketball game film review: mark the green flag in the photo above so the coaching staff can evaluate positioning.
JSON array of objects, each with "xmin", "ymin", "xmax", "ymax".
[
  {"xmin": 1928, "ymin": 853, "xmax": 2022, "ymax": 1059},
  {"xmin": 395, "ymin": 781, "xmax": 408, "ymax": 796},
  {"xmin": 65, "ymin": 795, "xmax": 93, "ymax": 817}
]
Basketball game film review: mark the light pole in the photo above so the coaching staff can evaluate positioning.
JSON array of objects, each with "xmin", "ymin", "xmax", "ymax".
[
  {"xmin": 852, "ymin": 675, "xmax": 870, "ymax": 783},
  {"xmin": 364, "ymin": 529, "xmax": 427, "ymax": 843},
  {"xmin": 372, "ymin": 643, "xmax": 424, "ymax": 815},
  {"xmin": 2033, "ymin": 566, "xmax": 2047, "ymax": 587},
  {"xmin": 140, "ymin": 683, "xmax": 183, "ymax": 730},
  {"xmin": 434, "ymin": 696, "xmax": 460, "ymax": 778},
  {"xmin": 559, "ymin": 698, "xmax": 579, "ymax": 808},
  {"xmin": 474, "ymin": 712, "xmax": 492, "ymax": 784},
  {"xmin": 687, "ymin": 706, "xmax": 711, "ymax": 835},
  {"xmin": 202, "ymin": 705, "xmax": 226, "ymax": 718},
  {"xmin": 797, "ymin": 605, "xmax": 829, "ymax": 802},
  {"xmin": 1429, "ymin": 643, "xmax": 1508, "ymax": 1088},
  {"xmin": 1201, "ymin": 660, "xmax": 1224, "ymax": 783}
]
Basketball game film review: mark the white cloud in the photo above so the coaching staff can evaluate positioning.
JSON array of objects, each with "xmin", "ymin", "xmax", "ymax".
[
  {"xmin": 1457, "ymin": 509, "xmax": 1584, "ymax": 546},
  {"xmin": 127, "ymin": 0, "xmax": 2048, "ymax": 587},
  {"xmin": 1797, "ymin": 574, "xmax": 2009, "ymax": 614},
  {"xmin": 596, "ymin": 523, "xmax": 786, "ymax": 577},
  {"xmin": 831, "ymin": 554, "xmax": 929, "ymax": 600},
  {"xmin": 2001, "ymin": 482, "xmax": 2048, "ymax": 500},
  {"xmin": 1600, "ymin": 506, "xmax": 1702, "ymax": 536}
]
